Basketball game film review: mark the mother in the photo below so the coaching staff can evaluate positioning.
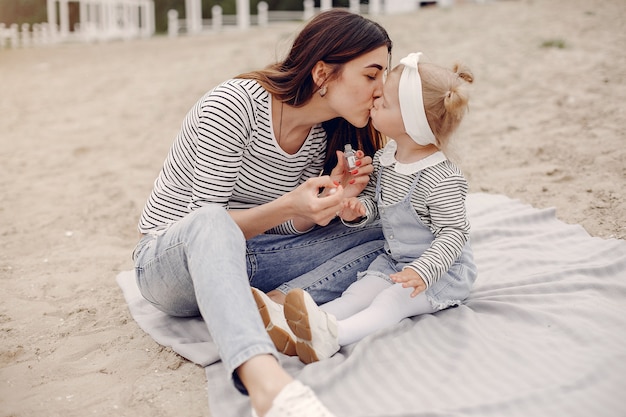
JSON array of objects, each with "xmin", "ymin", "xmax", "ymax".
[{"xmin": 133, "ymin": 10, "xmax": 392, "ymax": 417}]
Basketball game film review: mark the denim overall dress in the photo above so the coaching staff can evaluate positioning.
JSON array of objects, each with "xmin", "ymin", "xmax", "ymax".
[{"xmin": 364, "ymin": 167, "xmax": 477, "ymax": 310}]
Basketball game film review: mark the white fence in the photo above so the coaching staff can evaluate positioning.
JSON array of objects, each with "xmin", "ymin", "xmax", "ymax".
[
  {"xmin": 166, "ymin": 0, "xmax": 390, "ymax": 37},
  {"xmin": 0, "ymin": 0, "xmax": 471, "ymax": 48},
  {"xmin": 0, "ymin": 22, "xmax": 58, "ymax": 49},
  {"xmin": 167, "ymin": 6, "xmax": 318, "ymax": 37},
  {"xmin": 1, "ymin": 0, "xmax": 155, "ymax": 48}
]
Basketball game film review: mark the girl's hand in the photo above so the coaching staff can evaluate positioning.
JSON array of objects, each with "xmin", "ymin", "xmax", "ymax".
[
  {"xmin": 338, "ymin": 197, "xmax": 366, "ymax": 222},
  {"xmin": 390, "ymin": 268, "xmax": 427, "ymax": 298},
  {"xmin": 329, "ymin": 149, "xmax": 373, "ymax": 199}
]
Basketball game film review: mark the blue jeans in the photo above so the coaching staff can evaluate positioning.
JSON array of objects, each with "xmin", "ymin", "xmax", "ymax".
[{"xmin": 133, "ymin": 205, "xmax": 384, "ymax": 388}]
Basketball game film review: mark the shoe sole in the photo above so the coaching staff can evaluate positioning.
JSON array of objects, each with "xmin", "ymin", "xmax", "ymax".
[
  {"xmin": 284, "ymin": 289, "xmax": 320, "ymax": 364},
  {"xmin": 252, "ymin": 290, "xmax": 297, "ymax": 356}
]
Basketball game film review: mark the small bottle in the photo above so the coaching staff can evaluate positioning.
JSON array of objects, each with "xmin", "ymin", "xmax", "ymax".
[{"xmin": 344, "ymin": 144, "xmax": 357, "ymax": 171}]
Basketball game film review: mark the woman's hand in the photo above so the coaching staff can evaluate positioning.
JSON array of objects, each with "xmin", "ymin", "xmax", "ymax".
[
  {"xmin": 390, "ymin": 268, "xmax": 427, "ymax": 298},
  {"xmin": 288, "ymin": 176, "xmax": 345, "ymax": 230},
  {"xmin": 230, "ymin": 176, "xmax": 344, "ymax": 238},
  {"xmin": 328, "ymin": 149, "xmax": 373, "ymax": 199}
]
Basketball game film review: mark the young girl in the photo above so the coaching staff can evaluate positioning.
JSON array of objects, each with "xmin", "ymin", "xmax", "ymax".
[{"xmin": 254, "ymin": 52, "xmax": 477, "ymax": 364}]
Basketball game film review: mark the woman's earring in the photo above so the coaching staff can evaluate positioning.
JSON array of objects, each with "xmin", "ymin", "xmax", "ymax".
[{"xmin": 319, "ymin": 85, "xmax": 327, "ymax": 97}]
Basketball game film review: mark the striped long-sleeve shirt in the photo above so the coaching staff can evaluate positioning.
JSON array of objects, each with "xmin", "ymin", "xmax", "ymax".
[
  {"xmin": 355, "ymin": 140, "xmax": 470, "ymax": 288},
  {"xmin": 138, "ymin": 78, "xmax": 328, "ymax": 235}
]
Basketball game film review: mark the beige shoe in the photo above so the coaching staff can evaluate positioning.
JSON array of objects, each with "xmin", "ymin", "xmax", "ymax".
[
  {"xmin": 284, "ymin": 289, "xmax": 340, "ymax": 364},
  {"xmin": 252, "ymin": 380, "xmax": 337, "ymax": 417},
  {"xmin": 251, "ymin": 287, "xmax": 297, "ymax": 356}
]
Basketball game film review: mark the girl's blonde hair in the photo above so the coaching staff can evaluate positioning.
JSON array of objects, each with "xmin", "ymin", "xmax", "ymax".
[{"xmin": 419, "ymin": 62, "xmax": 474, "ymax": 152}]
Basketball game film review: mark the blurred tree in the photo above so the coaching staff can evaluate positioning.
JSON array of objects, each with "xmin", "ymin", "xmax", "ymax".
[
  {"xmin": 154, "ymin": 0, "xmax": 184, "ymax": 32},
  {"xmin": 0, "ymin": 0, "xmax": 48, "ymax": 25},
  {"xmin": 0, "ymin": 0, "xmax": 367, "ymax": 32}
]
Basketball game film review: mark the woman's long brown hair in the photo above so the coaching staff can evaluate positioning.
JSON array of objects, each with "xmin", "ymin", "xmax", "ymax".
[{"xmin": 237, "ymin": 9, "xmax": 392, "ymax": 173}]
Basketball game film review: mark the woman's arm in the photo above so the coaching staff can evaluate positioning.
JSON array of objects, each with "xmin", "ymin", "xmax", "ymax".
[
  {"xmin": 289, "ymin": 149, "xmax": 375, "ymax": 231},
  {"xmin": 230, "ymin": 176, "xmax": 345, "ymax": 239},
  {"xmin": 189, "ymin": 82, "xmax": 376, "ymax": 238},
  {"xmin": 190, "ymin": 82, "xmax": 336, "ymax": 238}
]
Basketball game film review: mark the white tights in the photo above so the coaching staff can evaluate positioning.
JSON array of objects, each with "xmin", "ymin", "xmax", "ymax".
[{"xmin": 321, "ymin": 274, "xmax": 438, "ymax": 346}]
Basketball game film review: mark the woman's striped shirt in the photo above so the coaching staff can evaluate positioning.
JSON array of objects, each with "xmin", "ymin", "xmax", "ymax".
[
  {"xmin": 138, "ymin": 79, "xmax": 327, "ymax": 235},
  {"xmin": 356, "ymin": 141, "xmax": 470, "ymax": 288}
]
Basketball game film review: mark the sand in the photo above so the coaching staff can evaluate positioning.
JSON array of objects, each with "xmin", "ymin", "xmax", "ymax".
[{"xmin": 1, "ymin": 0, "xmax": 624, "ymax": 415}]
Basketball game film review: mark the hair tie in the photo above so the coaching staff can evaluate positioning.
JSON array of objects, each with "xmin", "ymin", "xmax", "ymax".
[{"xmin": 398, "ymin": 52, "xmax": 437, "ymax": 146}]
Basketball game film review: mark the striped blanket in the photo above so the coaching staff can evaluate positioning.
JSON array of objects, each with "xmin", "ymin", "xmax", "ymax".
[{"xmin": 116, "ymin": 193, "xmax": 626, "ymax": 417}]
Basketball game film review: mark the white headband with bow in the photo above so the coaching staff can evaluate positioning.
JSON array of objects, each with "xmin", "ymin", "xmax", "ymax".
[{"xmin": 399, "ymin": 52, "xmax": 437, "ymax": 146}]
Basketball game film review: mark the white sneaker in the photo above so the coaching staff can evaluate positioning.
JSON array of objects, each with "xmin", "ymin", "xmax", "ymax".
[
  {"xmin": 251, "ymin": 288, "xmax": 297, "ymax": 356},
  {"xmin": 259, "ymin": 380, "xmax": 336, "ymax": 417},
  {"xmin": 284, "ymin": 289, "xmax": 340, "ymax": 364}
]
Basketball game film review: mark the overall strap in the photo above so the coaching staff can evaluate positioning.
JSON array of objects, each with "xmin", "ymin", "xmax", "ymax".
[
  {"xmin": 374, "ymin": 166, "xmax": 384, "ymax": 203},
  {"xmin": 404, "ymin": 170, "xmax": 422, "ymax": 201}
]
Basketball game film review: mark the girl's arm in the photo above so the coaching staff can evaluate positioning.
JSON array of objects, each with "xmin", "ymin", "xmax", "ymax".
[{"xmin": 394, "ymin": 172, "xmax": 470, "ymax": 290}]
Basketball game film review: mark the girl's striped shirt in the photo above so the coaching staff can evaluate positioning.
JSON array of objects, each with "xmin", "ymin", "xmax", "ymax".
[{"xmin": 355, "ymin": 140, "xmax": 470, "ymax": 288}]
